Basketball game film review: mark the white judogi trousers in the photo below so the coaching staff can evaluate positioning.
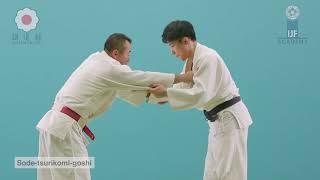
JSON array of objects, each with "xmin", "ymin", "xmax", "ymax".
[
  {"xmin": 37, "ymin": 122, "xmax": 91, "ymax": 180},
  {"xmin": 203, "ymin": 111, "xmax": 249, "ymax": 180}
]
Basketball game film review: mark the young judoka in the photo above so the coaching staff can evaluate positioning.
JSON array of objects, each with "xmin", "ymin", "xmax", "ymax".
[
  {"xmin": 36, "ymin": 33, "xmax": 193, "ymax": 180},
  {"xmin": 149, "ymin": 20, "xmax": 253, "ymax": 180}
]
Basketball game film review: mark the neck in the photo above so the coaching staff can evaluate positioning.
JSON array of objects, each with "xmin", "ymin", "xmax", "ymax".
[
  {"xmin": 187, "ymin": 41, "xmax": 197, "ymax": 62},
  {"xmin": 105, "ymin": 50, "xmax": 112, "ymax": 58},
  {"xmin": 105, "ymin": 50, "xmax": 118, "ymax": 62}
]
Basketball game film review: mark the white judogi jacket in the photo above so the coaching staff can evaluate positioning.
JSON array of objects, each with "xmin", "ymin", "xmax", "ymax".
[
  {"xmin": 37, "ymin": 51, "xmax": 175, "ymax": 139},
  {"xmin": 152, "ymin": 42, "xmax": 252, "ymax": 128}
]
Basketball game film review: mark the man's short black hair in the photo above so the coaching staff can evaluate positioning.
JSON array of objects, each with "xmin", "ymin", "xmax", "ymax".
[
  {"xmin": 162, "ymin": 20, "xmax": 196, "ymax": 43},
  {"xmin": 104, "ymin": 33, "xmax": 132, "ymax": 53}
]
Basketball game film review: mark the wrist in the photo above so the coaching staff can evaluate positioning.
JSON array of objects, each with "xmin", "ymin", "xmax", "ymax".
[
  {"xmin": 163, "ymin": 89, "xmax": 168, "ymax": 97},
  {"xmin": 173, "ymin": 74, "xmax": 182, "ymax": 84}
]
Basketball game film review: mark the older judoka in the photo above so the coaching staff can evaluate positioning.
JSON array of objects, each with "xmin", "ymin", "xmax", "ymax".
[
  {"xmin": 149, "ymin": 21, "xmax": 253, "ymax": 180},
  {"xmin": 36, "ymin": 33, "xmax": 193, "ymax": 180}
]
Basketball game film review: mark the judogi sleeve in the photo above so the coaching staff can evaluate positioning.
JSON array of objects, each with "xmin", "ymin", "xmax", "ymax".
[
  {"xmin": 167, "ymin": 54, "xmax": 219, "ymax": 111},
  {"xmin": 87, "ymin": 90, "xmax": 147, "ymax": 120},
  {"xmin": 116, "ymin": 90, "xmax": 147, "ymax": 106},
  {"xmin": 98, "ymin": 64, "xmax": 175, "ymax": 107},
  {"xmin": 107, "ymin": 64, "xmax": 175, "ymax": 88}
]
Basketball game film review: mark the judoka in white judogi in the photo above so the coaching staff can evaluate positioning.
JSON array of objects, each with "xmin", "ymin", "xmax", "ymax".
[
  {"xmin": 149, "ymin": 20, "xmax": 253, "ymax": 180},
  {"xmin": 36, "ymin": 35, "xmax": 192, "ymax": 180}
]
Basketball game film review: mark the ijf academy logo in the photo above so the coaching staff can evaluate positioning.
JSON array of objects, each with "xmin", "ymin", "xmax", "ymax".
[
  {"xmin": 12, "ymin": 8, "xmax": 41, "ymax": 45},
  {"xmin": 278, "ymin": 5, "xmax": 308, "ymax": 45}
]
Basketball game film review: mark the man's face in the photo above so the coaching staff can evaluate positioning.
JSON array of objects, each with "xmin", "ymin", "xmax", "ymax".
[
  {"xmin": 117, "ymin": 40, "xmax": 131, "ymax": 65},
  {"xmin": 168, "ymin": 38, "xmax": 190, "ymax": 61}
]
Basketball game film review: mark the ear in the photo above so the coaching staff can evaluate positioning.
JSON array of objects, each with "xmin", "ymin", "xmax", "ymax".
[
  {"xmin": 111, "ymin": 49, "xmax": 119, "ymax": 58},
  {"xmin": 182, "ymin": 37, "xmax": 189, "ymax": 45}
]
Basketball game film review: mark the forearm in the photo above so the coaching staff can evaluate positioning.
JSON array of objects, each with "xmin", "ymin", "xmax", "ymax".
[
  {"xmin": 110, "ymin": 66, "xmax": 175, "ymax": 88},
  {"xmin": 174, "ymin": 74, "xmax": 183, "ymax": 84},
  {"xmin": 167, "ymin": 87, "xmax": 204, "ymax": 110},
  {"xmin": 173, "ymin": 72, "xmax": 193, "ymax": 84},
  {"xmin": 117, "ymin": 90, "xmax": 148, "ymax": 106}
]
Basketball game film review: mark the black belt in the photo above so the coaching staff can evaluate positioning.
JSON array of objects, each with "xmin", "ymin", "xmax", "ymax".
[{"xmin": 203, "ymin": 96, "xmax": 241, "ymax": 122}]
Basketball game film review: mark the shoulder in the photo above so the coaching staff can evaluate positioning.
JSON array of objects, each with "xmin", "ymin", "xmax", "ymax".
[
  {"xmin": 196, "ymin": 45, "xmax": 220, "ymax": 67},
  {"xmin": 199, "ymin": 44, "xmax": 219, "ymax": 59},
  {"xmin": 86, "ymin": 51, "xmax": 101, "ymax": 60}
]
